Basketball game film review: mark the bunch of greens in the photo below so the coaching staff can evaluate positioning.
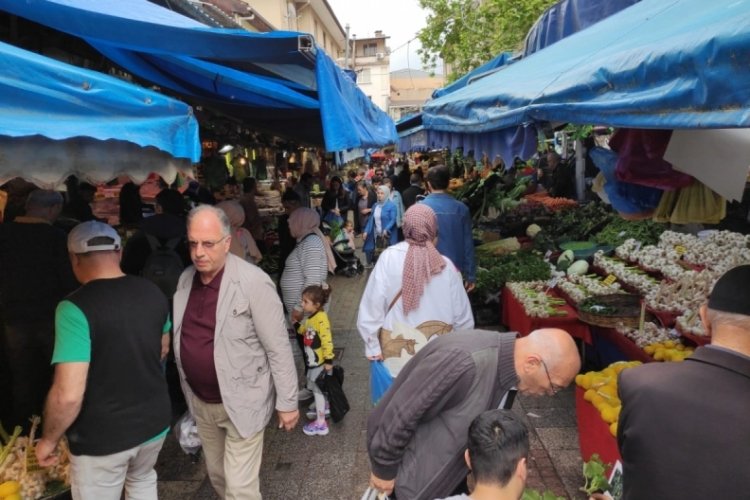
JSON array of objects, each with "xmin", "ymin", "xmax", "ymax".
[
  {"xmin": 522, "ymin": 489, "xmax": 565, "ymax": 500},
  {"xmin": 532, "ymin": 202, "xmax": 614, "ymax": 252},
  {"xmin": 475, "ymin": 251, "xmax": 551, "ymax": 297},
  {"xmin": 581, "ymin": 454, "xmax": 611, "ymax": 495},
  {"xmin": 594, "ymin": 218, "xmax": 666, "ymax": 247}
]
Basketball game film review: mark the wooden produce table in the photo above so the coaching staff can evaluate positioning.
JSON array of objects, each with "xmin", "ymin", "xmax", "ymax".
[
  {"xmin": 501, "ymin": 286, "xmax": 592, "ymax": 344},
  {"xmin": 575, "ymin": 386, "xmax": 621, "ymax": 468}
]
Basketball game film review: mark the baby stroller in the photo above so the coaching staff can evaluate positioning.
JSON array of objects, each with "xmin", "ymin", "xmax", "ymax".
[{"xmin": 321, "ymin": 221, "xmax": 364, "ymax": 277}]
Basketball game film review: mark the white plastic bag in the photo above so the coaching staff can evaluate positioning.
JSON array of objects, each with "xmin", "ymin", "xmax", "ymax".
[
  {"xmin": 173, "ymin": 411, "xmax": 201, "ymax": 454},
  {"xmin": 360, "ymin": 487, "xmax": 389, "ymax": 500}
]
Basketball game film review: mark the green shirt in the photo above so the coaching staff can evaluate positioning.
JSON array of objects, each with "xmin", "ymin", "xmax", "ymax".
[{"xmin": 53, "ymin": 300, "xmax": 171, "ymax": 364}]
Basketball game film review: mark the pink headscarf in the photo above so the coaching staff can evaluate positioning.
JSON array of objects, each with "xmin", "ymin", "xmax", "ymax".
[
  {"xmin": 288, "ymin": 208, "xmax": 336, "ymax": 273},
  {"xmin": 402, "ymin": 204, "xmax": 445, "ymax": 314}
]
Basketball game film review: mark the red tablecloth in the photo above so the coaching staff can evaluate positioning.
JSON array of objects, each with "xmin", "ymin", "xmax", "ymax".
[
  {"xmin": 575, "ymin": 386, "xmax": 621, "ymax": 471},
  {"xmin": 593, "ymin": 327, "xmax": 654, "ymax": 364},
  {"xmin": 501, "ymin": 286, "xmax": 592, "ymax": 344}
]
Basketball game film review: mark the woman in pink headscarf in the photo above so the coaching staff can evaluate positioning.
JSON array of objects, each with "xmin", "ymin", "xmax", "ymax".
[
  {"xmin": 280, "ymin": 207, "xmax": 336, "ymax": 323},
  {"xmin": 357, "ymin": 204, "xmax": 474, "ymax": 378},
  {"xmin": 216, "ymin": 200, "xmax": 262, "ymax": 264}
]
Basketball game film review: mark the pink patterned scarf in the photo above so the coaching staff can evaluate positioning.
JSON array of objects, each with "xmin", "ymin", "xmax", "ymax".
[{"xmin": 402, "ymin": 204, "xmax": 445, "ymax": 314}]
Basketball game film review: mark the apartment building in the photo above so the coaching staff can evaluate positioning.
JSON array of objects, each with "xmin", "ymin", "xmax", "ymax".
[
  {"xmin": 349, "ymin": 31, "xmax": 391, "ymax": 112},
  {"xmin": 389, "ymin": 69, "xmax": 445, "ymax": 121}
]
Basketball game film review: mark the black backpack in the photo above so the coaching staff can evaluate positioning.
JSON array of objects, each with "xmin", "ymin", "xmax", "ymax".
[{"xmin": 142, "ymin": 234, "xmax": 184, "ymax": 298}]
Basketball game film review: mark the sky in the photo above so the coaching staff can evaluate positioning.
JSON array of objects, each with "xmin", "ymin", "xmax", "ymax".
[{"xmin": 326, "ymin": 0, "xmax": 437, "ymax": 73}]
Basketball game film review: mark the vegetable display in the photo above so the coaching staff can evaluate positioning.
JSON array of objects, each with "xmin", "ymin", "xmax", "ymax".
[
  {"xmin": 507, "ymin": 281, "xmax": 568, "ymax": 318},
  {"xmin": 581, "ymin": 454, "xmax": 612, "ymax": 496},
  {"xmin": 0, "ymin": 419, "xmax": 70, "ymax": 500},
  {"xmin": 474, "ymin": 252, "xmax": 551, "ymax": 298}
]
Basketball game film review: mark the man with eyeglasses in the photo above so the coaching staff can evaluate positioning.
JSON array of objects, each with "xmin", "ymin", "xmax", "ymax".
[
  {"xmin": 367, "ymin": 328, "xmax": 580, "ymax": 500},
  {"xmin": 172, "ymin": 205, "xmax": 299, "ymax": 500}
]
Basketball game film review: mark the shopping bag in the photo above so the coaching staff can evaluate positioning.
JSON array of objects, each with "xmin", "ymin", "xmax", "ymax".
[
  {"xmin": 370, "ymin": 360, "xmax": 393, "ymax": 405},
  {"xmin": 173, "ymin": 411, "xmax": 201, "ymax": 454},
  {"xmin": 315, "ymin": 366, "xmax": 350, "ymax": 423},
  {"xmin": 361, "ymin": 486, "xmax": 389, "ymax": 500}
]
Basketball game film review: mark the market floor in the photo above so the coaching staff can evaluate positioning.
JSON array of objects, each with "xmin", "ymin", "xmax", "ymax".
[{"xmin": 156, "ymin": 268, "xmax": 587, "ymax": 500}]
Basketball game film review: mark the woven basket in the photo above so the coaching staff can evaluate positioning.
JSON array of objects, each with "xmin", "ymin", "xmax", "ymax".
[{"xmin": 577, "ymin": 294, "xmax": 652, "ymax": 328}]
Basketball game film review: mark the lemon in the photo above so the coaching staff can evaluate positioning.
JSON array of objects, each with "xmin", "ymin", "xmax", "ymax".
[
  {"xmin": 584, "ymin": 389, "xmax": 597, "ymax": 402},
  {"xmin": 0, "ymin": 481, "xmax": 21, "ymax": 497},
  {"xmin": 5, "ymin": 493, "xmax": 23, "ymax": 500},
  {"xmin": 575, "ymin": 374, "xmax": 585, "ymax": 387},
  {"xmin": 653, "ymin": 349, "xmax": 665, "ymax": 361},
  {"xmin": 643, "ymin": 345, "xmax": 657, "ymax": 355},
  {"xmin": 600, "ymin": 406, "xmax": 618, "ymax": 424},
  {"xmin": 609, "ymin": 421, "xmax": 618, "ymax": 437},
  {"xmin": 675, "ymin": 343, "xmax": 685, "ymax": 351}
]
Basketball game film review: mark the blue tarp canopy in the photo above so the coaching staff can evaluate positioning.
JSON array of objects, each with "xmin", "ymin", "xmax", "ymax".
[
  {"xmin": 432, "ymin": 52, "xmax": 517, "ymax": 99},
  {"xmin": 424, "ymin": 0, "xmax": 750, "ymax": 137},
  {"xmin": 0, "ymin": 0, "xmax": 397, "ymax": 152},
  {"xmin": 523, "ymin": 0, "xmax": 641, "ymax": 56},
  {"xmin": 0, "ymin": 40, "xmax": 199, "ymax": 161}
]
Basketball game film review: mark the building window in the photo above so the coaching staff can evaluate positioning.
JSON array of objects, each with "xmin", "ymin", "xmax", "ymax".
[
  {"xmin": 363, "ymin": 42, "xmax": 377, "ymax": 57},
  {"xmin": 359, "ymin": 68, "xmax": 372, "ymax": 84}
]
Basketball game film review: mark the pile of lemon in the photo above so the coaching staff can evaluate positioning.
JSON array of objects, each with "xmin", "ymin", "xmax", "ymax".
[
  {"xmin": 643, "ymin": 340, "xmax": 694, "ymax": 362},
  {"xmin": 575, "ymin": 361, "xmax": 642, "ymax": 437},
  {"xmin": 0, "ymin": 481, "xmax": 21, "ymax": 500}
]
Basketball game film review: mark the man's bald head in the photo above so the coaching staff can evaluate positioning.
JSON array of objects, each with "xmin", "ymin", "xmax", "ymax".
[{"xmin": 514, "ymin": 329, "xmax": 580, "ymax": 396}]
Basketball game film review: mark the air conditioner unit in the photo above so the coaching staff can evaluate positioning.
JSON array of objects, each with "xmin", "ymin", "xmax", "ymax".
[{"xmin": 376, "ymin": 52, "xmax": 385, "ymax": 60}]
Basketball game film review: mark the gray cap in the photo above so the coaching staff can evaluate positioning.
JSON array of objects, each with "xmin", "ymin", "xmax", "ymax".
[{"xmin": 68, "ymin": 221, "xmax": 121, "ymax": 254}]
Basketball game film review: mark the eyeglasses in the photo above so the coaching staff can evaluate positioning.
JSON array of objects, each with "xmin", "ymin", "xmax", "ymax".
[
  {"xmin": 541, "ymin": 358, "xmax": 563, "ymax": 396},
  {"xmin": 188, "ymin": 235, "xmax": 228, "ymax": 250}
]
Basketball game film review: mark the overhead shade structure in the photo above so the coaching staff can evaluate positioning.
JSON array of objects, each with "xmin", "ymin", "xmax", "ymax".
[
  {"xmin": 0, "ymin": 0, "xmax": 397, "ymax": 152},
  {"xmin": 0, "ymin": 39, "xmax": 199, "ymax": 187},
  {"xmin": 424, "ymin": 0, "xmax": 750, "ymax": 136},
  {"xmin": 523, "ymin": 0, "xmax": 641, "ymax": 56},
  {"xmin": 432, "ymin": 52, "xmax": 517, "ymax": 99}
]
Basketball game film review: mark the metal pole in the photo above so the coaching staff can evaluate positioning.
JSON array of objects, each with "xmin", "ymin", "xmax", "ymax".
[
  {"xmin": 345, "ymin": 24, "xmax": 351, "ymax": 68},
  {"xmin": 575, "ymin": 138, "xmax": 586, "ymax": 202}
]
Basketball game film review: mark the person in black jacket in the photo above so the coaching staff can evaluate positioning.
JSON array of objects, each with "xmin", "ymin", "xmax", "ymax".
[
  {"xmin": 618, "ymin": 265, "xmax": 750, "ymax": 500},
  {"xmin": 401, "ymin": 173, "xmax": 426, "ymax": 211},
  {"xmin": 355, "ymin": 181, "xmax": 377, "ymax": 235},
  {"xmin": 321, "ymin": 176, "xmax": 350, "ymax": 224},
  {"xmin": 0, "ymin": 189, "xmax": 78, "ymax": 429},
  {"xmin": 120, "ymin": 188, "xmax": 190, "ymax": 277}
]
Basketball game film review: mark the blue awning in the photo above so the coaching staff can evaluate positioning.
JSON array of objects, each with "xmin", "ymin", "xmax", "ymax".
[
  {"xmin": 0, "ymin": 0, "xmax": 397, "ymax": 152},
  {"xmin": 432, "ymin": 52, "xmax": 517, "ymax": 99},
  {"xmin": 0, "ymin": 40, "xmax": 199, "ymax": 161},
  {"xmin": 424, "ymin": 0, "xmax": 750, "ymax": 135},
  {"xmin": 523, "ymin": 0, "xmax": 641, "ymax": 56}
]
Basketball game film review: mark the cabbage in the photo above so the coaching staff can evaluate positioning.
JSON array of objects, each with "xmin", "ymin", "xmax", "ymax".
[
  {"xmin": 567, "ymin": 260, "xmax": 590, "ymax": 276},
  {"xmin": 526, "ymin": 224, "xmax": 542, "ymax": 238}
]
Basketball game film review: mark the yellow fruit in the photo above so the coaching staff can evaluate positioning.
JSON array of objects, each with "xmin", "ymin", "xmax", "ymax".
[
  {"xmin": 643, "ymin": 345, "xmax": 657, "ymax": 355},
  {"xmin": 5, "ymin": 493, "xmax": 23, "ymax": 500},
  {"xmin": 609, "ymin": 421, "xmax": 618, "ymax": 437},
  {"xmin": 575, "ymin": 374, "xmax": 585, "ymax": 387},
  {"xmin": 600, "ymin": 405, "xmax": 618, "ymax": 424},
  {"xmin": 664, "ymin": 340, "xmax": 675, "ymax": 348},
  {"xmin": 653, "ymin": 349, "xmax": 665, "ymax": 361},
  {"xmin": 591, "ymin": 393, "xmax": 607, "ymax": 408},
  {"xmin": 675, "ymin": 343, "xmax": 685, "ymax": 351},
  {"xmin": 597, "ymin": 385, "xmax": 618, "ymax": 400},
  {"xmin": 584, "ymin": 389, "xmax": 597, "ymax": 402},
  {"xmin": 0, "ymin": 481, "xmax": 21, "ymax": 497}
]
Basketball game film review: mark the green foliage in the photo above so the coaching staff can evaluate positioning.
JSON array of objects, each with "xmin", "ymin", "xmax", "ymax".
[
  {"xmin": 522, "ymin": 489, "xmax": 566, "ymax": 500},
  {"xmin": 581, "ymin": 453, "xmax": 611, "ymax": 495},
  {"xmin": 418, "ymin": 0, "xmax": 557, "ymax": 81},
  {"xmin": 475, "ymin": 251, "xmax": 551, "ymax": 296}
]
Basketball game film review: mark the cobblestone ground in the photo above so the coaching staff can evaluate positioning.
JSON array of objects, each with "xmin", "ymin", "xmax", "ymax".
[{"xmin": 157, "ymin": 260, "xmax": 586, "ymax": 499}]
